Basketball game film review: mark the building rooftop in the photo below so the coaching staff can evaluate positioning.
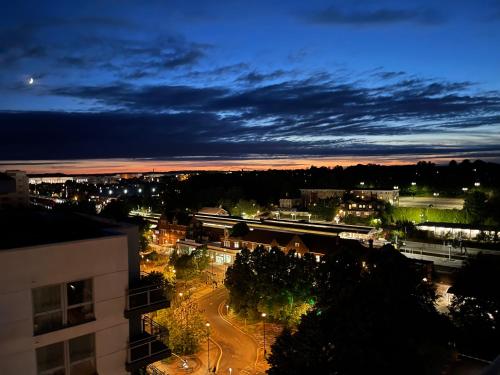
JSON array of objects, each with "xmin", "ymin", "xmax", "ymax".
[{"xmin": 0, "ymin": 209, "xmax": 119, "ymax": 250}]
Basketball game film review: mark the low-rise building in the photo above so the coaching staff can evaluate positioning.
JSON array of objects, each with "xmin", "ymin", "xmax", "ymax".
[
  {"xmin": 278, "ymin": 198, "xmax": 302, "ymax": 209},
  {"xmin": 300, "ymin": 189, "xmax": 345, "ymax": 205},
  {"xmin": 416, "ymin": 222, "xmax": 499, "ymax": 240},
  {"xmin": 198, "ymin": 207, "xmax": 229, "ymax": 216},
  {"xmin": 154, "ymin": 215, "xmax": 187, "ymax": 248},
  {"xmin": 351, "ymin": 189, "xmax": 399, "ymax": 205}
]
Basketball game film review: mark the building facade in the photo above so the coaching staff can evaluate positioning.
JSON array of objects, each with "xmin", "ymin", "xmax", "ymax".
[
  {"xmin": 153, "ymin": 215, "xmax": 187, "ymax": 248},
  {"xmin": 0, "ymin": 170, "xmax": 29, "ymax": 208},
  {"xmin": 0, "ymin": 213, "xmax": 171, "ymax": 374}
]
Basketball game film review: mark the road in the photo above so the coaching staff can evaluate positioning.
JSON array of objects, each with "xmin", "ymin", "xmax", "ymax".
[{"xmin": 197, "ymin": 288, "xmax": 261, "ymax": 375}]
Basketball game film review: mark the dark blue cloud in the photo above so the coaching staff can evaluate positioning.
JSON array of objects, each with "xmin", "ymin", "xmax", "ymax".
[{"xmin": 305, "ymin": 7, "xmax": 445, "ymax": 26}]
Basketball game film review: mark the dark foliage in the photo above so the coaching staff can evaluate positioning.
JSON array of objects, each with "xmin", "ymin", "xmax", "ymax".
[
  {"xmin": 268, "ymin": 246, "xmax": 452, "ymax": 375},
  {"xmin": 449, "ymin": 254, "xmax": 500, "ymax": 360}
]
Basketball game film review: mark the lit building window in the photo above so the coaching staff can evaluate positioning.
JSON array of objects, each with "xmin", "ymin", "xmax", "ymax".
[{"xmin": 234, "ymin": 241, "xmax": 239, "ymax": 249}]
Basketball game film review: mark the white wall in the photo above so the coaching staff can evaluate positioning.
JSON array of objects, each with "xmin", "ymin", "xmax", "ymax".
[{"xmin": 0, "ymin": 235, "xmax": 130, "ymax": 374}]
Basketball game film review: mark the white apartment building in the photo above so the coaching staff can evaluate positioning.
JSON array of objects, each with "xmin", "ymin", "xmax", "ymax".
[{"xmin": 0, "ymin": 212, "xmax": 171, "ymax": 374}]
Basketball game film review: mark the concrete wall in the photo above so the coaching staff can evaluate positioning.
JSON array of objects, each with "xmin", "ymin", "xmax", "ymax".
[{"xmin": 0, "ymin": 235, "xmax": 130, "ymax": 375}]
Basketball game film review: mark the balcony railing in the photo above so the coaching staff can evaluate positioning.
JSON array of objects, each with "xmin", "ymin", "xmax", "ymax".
[
  {"xmin": 126, "ymin": 317, "xmax": 171, "ymax": 372},
  {"xmin": 124, "ymin": 274, "xmax": 170, "ymax": 318}
]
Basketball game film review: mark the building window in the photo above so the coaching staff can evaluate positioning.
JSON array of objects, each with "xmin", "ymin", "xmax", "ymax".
[
  {"xmin": 36, "ymin": 333, "xmax": 96, "ymax": 375},
  {"xmin": 223, "ymin": 240, "xmax": 230, "ymax": 248},
  {"xmin": 33, "ymin": 279, "xmax": 94, "ymax": 335},
  {"xmin": 36, "ymin": 341, "xmax": 64, "ymax": 375},
  {"xmin": 233, "ymin": 241, "xmax": 239, "ymax": 249},
  {"xmin": 315, "ymin": 255, "xmax": 321, "ymax": 262},
  {"xmin": 294, "ymin": 242, "xmax": 300, "ymax": 248}
]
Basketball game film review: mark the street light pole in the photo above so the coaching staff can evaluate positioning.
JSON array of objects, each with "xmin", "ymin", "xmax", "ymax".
[
  {"xmin": 261, "ymin": 313, "xmax": 267, "ymax": 357},
  {"xmin": 206, "ymin": 322, "xmax": 211, "ymax": 373}
]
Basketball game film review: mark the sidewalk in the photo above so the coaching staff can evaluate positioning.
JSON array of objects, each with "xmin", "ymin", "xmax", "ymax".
[{"xmin": 154, "ymin": 337, "xmax": 221, "ymax": 375}]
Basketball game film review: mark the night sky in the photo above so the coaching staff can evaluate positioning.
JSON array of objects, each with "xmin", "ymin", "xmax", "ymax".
[{"xmin": 1, "ymin": 0, "xmax": 500, "ymax": 173}]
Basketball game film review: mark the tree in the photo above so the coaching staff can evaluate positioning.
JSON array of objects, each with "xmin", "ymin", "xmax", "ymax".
[
  {"xmin": 169, "ymin": 246, "xmax": 210, "ymax": 279},
  {"xmin": 463, "ymin": 191, "xmax": 488, "ymax": 225},
  {"xmin": 449, "ymin": 254, "xmax": 500, "ymax": 360},
  {"xmin": 308, "ymin": 198, "xmax": 338, "ymax": 221},
  {"xmin": 225, "ymin": 246, "xmax": 316, "ymax": 323},
  {"xmin": 230, "ymin": 199, "xmax": 262, "ymax": 217},
  {"xmin": 99, "ymin": 199, "xmax": 131, "ymax": 221},
  {"xmin": 156, "ymin": 297, "xmax": 206, "ymax": 354},
  {"xmin": 230, "ymin": 222, "xmax": 250, "ymax": 237},
  {"xmin": 268, "ymin": 246, "xmax": 451, "ymax": 375}
]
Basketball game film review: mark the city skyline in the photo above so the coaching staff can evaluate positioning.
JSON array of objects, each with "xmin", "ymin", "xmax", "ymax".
[{"xmin": 1, "ymin": 0, "xmax": 500, "ymax": 172}]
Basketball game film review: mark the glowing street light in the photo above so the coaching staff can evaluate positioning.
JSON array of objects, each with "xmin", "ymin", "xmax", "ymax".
[
  {"xmin": 261, "ymin": 313, "xmax": 267, "ymax": 357},
  {"xmin": 138, "ymin": 188, "xmax": 142, "ymax": 193},
  {"xmin": 474, "ymin": 182, "xmax": 480, "ymax": 187},
  {"xmin": 462, "ymin": 187, "xmax": 468, "ymax": 192},
  {"xmin": 226, "ymin": 304, "xmax": 229, "ymax": 315},
  {"xmin": 206, "ymin": 322, "xmax": 211, "ymax": 373}
]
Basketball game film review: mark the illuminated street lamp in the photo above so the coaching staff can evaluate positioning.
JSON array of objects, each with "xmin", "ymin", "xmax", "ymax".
[
  {"xmin": 474, "ymin": 182, "xmax": 480, "ymax": 187},
  {"xmin": 411, "ymin": 182, "xmax": 417, "ymax": 186},
  {"xmin": 226, "ymin": 304, "xmax": 229, "ymax": 316},
  {"xmin": 261, "ymin": 313, "xmax": 267, "ymax": 357},
  {"xmin": 138, "ymin": 188, "xmax": 142, "ymax": 193},
  {"xmin": 124, "ymin": 189, "xmax": 128, "ymax": 194},
  {"xmin": 206, "ymin": 322, "xmax": 211, "ymax": 373},
  {"xmin": 462, "ymin": 187, "xmax": 468, "ymax": 192}
]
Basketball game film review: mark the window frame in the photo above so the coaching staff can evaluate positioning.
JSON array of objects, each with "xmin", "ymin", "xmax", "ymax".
[
  {"xmin": 32, "ymin": 278, "xmax": 94, "ymax": 336},
  {"xmin": 36, "ymin": 333, "xmax": 96, "ymax": 375}
]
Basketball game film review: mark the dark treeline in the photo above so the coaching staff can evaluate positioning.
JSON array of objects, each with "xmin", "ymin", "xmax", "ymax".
[{"xmin": 160, "ymin": 160, "xmax": 500, "ymax": 210}]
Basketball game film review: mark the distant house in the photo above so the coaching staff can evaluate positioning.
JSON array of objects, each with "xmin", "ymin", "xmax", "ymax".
[
  {"xmin": 300, "ymin": 188, "xmax": 399, "ymax": 206},
  {"xmin": 279, "ymin": 198, "xmax": 302, "ymax": 209},
  {"xmin": 300, "ymin": 189, "xmax": 346, "ymax": 205},
  {"xmin": 198, "ymin": 207, "xmax": 229, "ymax": 216},
  {"xmin": 350, "ymin": 189, "xmax": 399, "ymax": 205},
  {"xmin": 154, "ymin": 215, "xmax": 187, "ymax": 248},
  {"xmin": 342, "ymin": 199, "xmax": 383, "ymax": 218}
]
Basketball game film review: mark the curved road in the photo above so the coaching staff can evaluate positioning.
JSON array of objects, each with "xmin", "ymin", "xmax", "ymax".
[{"xmin": 197, "ymin": 288, "xmax": 261, "ymax": 375}]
